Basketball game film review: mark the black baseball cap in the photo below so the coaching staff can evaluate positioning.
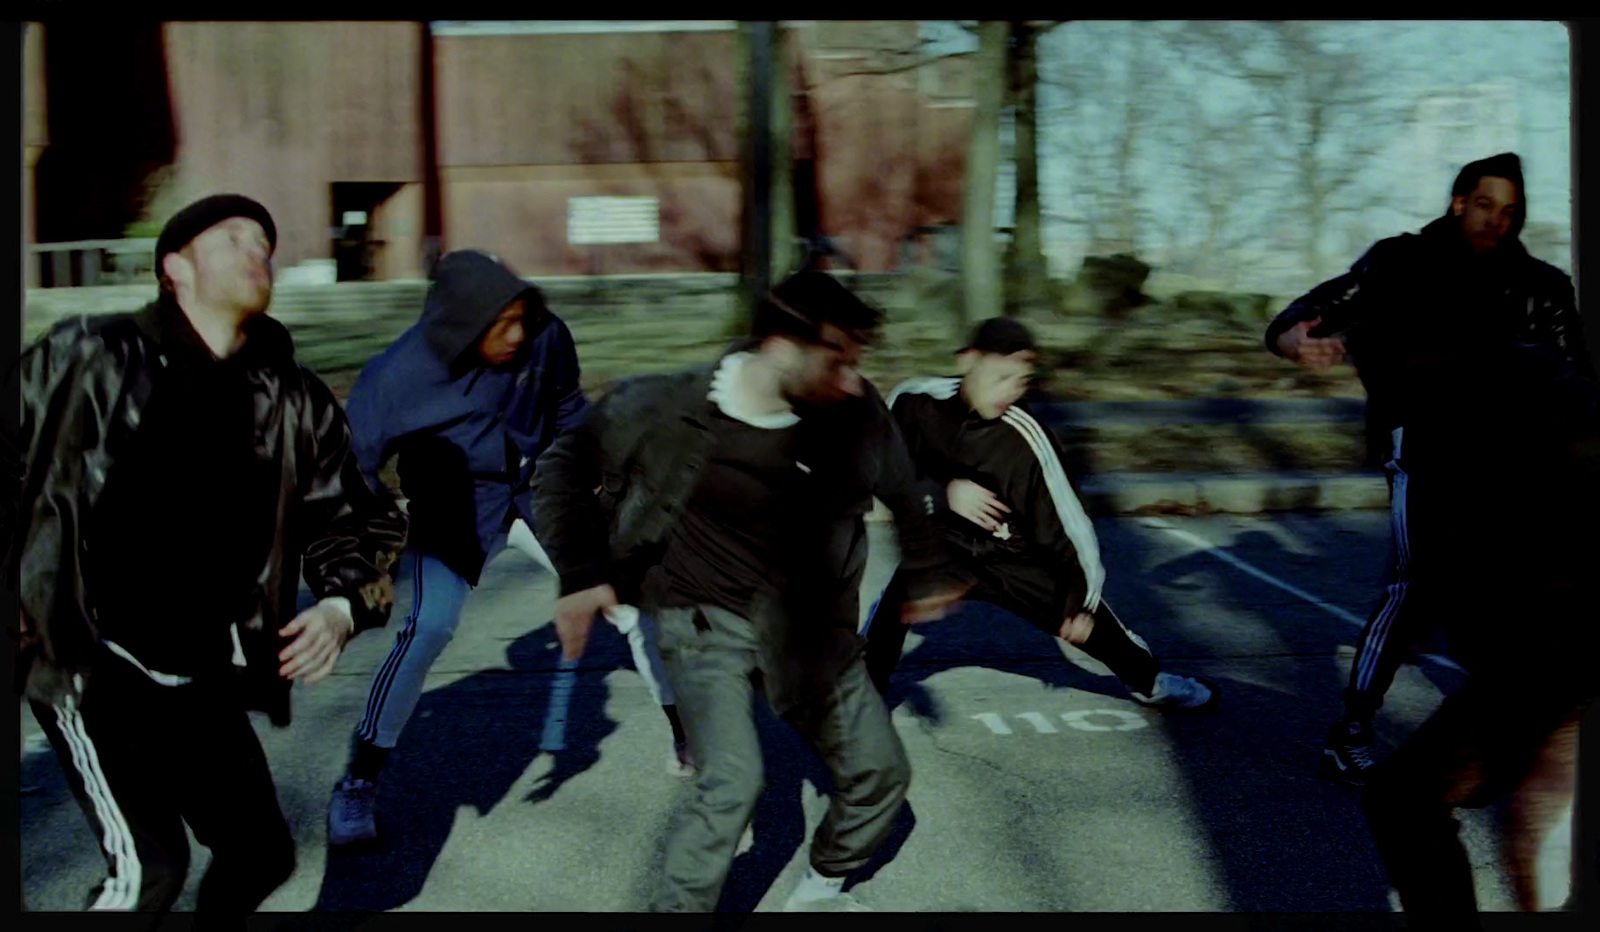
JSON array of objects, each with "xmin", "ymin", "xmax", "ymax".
[
  {"xmin": 961, "ymin": 317, "xmax": 1039, "ymax": 356},
  {"xmin": 155, "ymin": 194, "xmax": 278, "ymax": 278}
]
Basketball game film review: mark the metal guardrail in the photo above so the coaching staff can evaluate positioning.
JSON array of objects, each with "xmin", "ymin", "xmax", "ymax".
[
  {"xmin": 31, "ymin": 239, "xmax": 158, "ymax": 289},
  {"xmin": 1034, "ymin": 398, "xmax": 1367, "ymax": 427}
]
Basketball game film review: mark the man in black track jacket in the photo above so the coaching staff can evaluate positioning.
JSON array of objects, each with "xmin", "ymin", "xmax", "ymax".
[
  {"xmin": 1263, "ymin": 152, "xmax": 1593, "ymax": 786},
  {"xmin": 864, "ymin": 317, "xmax": 1218, "ymax": 712}
]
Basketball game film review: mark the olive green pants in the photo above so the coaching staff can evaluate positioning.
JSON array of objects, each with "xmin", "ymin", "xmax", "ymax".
[{"xmin": 649, "ymin": 603, "xmax": 911, "ymax": 912}]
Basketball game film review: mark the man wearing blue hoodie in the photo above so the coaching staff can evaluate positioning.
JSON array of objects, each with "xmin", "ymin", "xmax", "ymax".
[{"xmin": 325, "ymin": 250, "xmax": 686, "ymax": 847}]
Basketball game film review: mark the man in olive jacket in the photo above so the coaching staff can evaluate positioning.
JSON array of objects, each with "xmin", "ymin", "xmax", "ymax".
[
  {"xmin": 531, "ymin": 271, "xmax": 970, "ymax": 912},
  {"xmin": 4, "ymin": 195, "xmax": 407, "ymax": 922}
]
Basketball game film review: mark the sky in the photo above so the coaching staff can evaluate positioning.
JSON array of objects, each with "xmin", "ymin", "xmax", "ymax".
[{"xmin": 921, "ymin": 20, "xmax": 1573, "ymax": 292}]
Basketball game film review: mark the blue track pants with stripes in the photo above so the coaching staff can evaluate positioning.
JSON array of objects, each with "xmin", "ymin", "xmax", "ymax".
[{"xmin": 354, "ymin": 518, "xmax": 674, "ymax": 750}]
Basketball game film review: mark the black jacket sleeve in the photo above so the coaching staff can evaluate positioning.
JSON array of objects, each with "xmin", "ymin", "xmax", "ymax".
[
  {"xmin": 296, "ymin": 371, "xmax": 409, "ymax": 634},
  {"xmin": 1265, "ymin": 239, "xmax": 1395, "ymax": 356},
  {"xmin": 7, "ymin": 326, "xmax": 107, "ymax": 702},
  {"xmin": 530, "ymin": 379, "xmax": 636, "ymax": 598},
  {"xmin": 867, "ymin": 390, "xmax": 972, "ymax": 603},
  {"xmin": 1539, "ymin": 272, "xmax": 1594, "ymax": 379},
  {"xmin": 888, "ymin": 393, "xmax": 957, "ymax": 521}
]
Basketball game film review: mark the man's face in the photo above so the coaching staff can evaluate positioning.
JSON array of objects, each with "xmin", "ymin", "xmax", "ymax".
[
  {"xmin": 1452, "ymin": 176, "xmax": 1519, "ymax": 254},
  {"xmin": 168, "ymin": 216, "xmax": 274, "ymax": 315},
  {"xmin": 780, "ymin": 322, "xmax": 868, "ymax": 407},
  {"xmin": 478, "ymin": 298, "xmax": 528, "ymax": 367},
  {"xmin": 960, "ymin": 350, "xmax": 1035, "ymax": 419}
]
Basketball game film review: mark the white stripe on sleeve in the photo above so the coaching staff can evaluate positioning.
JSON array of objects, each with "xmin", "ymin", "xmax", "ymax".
[{"xmin": 1001, "ymin": 406, "xmax": 1106, "ymax": 612}]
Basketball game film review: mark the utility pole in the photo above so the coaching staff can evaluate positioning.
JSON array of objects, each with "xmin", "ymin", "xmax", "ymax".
[{"xmin": 741, "ymin": 21, "xmax": 776, "ymax": 328}]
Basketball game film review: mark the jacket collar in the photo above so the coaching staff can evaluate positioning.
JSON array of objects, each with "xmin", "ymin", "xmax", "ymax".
[{"xmin": 135, "ymin": 293, "xmax": 296, "ymax": 370}]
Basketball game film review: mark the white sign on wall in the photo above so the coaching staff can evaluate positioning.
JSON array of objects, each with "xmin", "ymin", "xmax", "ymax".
[{"xmin": 567, "ymin": 197, "xmax": 661, "ymax": 245}]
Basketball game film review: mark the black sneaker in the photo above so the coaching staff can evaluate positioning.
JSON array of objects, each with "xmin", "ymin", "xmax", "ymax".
[{"xmin": 1323, "ymin": 719, "xmax": 1377, "ymax": 788}]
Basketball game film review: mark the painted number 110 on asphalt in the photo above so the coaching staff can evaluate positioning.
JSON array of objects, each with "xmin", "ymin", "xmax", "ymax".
[{"xmin": 971, "ymin": 710, "xmax": 1150, "ymax": 734}]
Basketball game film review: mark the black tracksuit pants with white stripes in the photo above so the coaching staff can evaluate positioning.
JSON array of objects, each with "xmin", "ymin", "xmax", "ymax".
[
  {"xmin": 30, "ymin": 646, "xmax": 296, "ymax": 917},
  {"xmin": 1342, "ymin": 426, "xmax": 1435, "ymax": 724},
  {"xmin": 864, "ymin": 554, "xmax": 1160, "ymax": 698}
]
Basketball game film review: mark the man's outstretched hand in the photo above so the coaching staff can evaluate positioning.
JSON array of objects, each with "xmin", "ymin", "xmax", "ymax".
[
  {"xmin": 279, "ymin": 599, "xmax": 356, "ymax": 684},
  {"xmin": 553, "ymin": 584, "xmax": 618, "ymax": 661},
  {"xmin": 1276, "ymin": 316, "xmax": 1347, "ymax": 369}
]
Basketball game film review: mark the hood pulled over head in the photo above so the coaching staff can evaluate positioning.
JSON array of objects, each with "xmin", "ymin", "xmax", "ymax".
[{"xmin": 420, "ymin": 250, "xmax": 550, "ymax": 372}]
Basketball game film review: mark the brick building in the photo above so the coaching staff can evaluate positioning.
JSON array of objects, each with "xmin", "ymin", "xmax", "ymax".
[{"xmin": 25, "ymin": 20, "xmax": 977, "ymax": 285}]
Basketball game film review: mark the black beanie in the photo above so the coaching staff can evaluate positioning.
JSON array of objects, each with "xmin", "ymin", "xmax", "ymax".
[
  {"xmin": 154, "ymin": 194, "xmax": 278, "ymax": 278},
  {"xmin": 1449, "ymin": 153, "xmax": 1526, "ymax": 237},
  {"xmin": 962, "ymin": 317, "xmax": 1038, "ymax": 357}
]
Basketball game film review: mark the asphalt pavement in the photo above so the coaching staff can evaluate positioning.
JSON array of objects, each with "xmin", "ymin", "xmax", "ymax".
[{"xmin": 20, "ymin": 513, "xmax": 1576, "ymax": 914}]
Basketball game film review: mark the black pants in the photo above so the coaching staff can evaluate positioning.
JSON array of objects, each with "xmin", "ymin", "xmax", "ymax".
[
  {"xmin": 1363, "ymin": 585, "xmax": 1596, "ymax": 926},
  {"xmin": 650, "ymin": 604, "xmax": 911, "ymax": 912},
  {"xmin": 30, "ymin": 648, "xmax": 297, "ymax": 918},
  {"xmin": 1343, "ymin": 426, "xmax": 1431, "ymax": 724},
  {"xmin": 863, "ymin": 558, "xmax": 1160, "ymax": 698}
]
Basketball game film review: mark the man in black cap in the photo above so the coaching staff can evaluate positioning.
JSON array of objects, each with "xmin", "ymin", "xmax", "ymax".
[
  {"xmin": 5, "ymin": 194, "xmax": 408, "ymax": 921},
  {"xmin": 864, "ymin": 317, "xmax": 1218, "ymax": 711},
  {"xmin": 531, "ymin": 270, "xmax": 971, "ymax": 911},
  {"xmin": 1264, "ymin": 153, "xmax": 1593, "ymax": 787}
]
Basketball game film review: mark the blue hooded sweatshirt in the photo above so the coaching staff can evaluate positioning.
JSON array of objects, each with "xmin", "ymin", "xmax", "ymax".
[{"xmin": 344, "ymin": 250, "xmax": 588, "ymax": 586}]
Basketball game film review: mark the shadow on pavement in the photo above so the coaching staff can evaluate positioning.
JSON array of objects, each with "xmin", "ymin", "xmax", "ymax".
[
  {"xmin": 309, "ymin": 620, "xmax": 633, "ymax": 912},
  {"xmin": 1127, "ymin": 517, "xmax": 1441, "ymax": 910}
]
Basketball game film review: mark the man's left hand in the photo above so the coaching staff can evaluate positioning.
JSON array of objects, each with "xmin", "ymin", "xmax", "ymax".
[{"xmin": 279, "ymin": 599, "xmax": 356, "ymax": 684}]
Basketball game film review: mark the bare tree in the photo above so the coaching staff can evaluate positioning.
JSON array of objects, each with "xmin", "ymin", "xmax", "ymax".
[
  {"xmin": 1166, "ymin": 21, "xmax": 1415, "ymax": 282},
  {"xmin": 1038, "ymin": 22, "xmax": 1165, "ymax": 261},
  {"xmin": 1004, "ymin": 20, "xmax": 1057, "ymax": 317},
  {"xmin": 962, "ymin": 21, "xmax": 1009, "ymax": 328}
]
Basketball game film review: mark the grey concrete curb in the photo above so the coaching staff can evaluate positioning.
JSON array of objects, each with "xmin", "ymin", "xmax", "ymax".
[{"xmin": 866, "ymin": 472, "xmax": 1388, "ymax": 522}]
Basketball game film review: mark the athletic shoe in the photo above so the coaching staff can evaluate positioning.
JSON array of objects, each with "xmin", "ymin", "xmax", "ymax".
[
  {"xmin": 1323, "ymin": 719, "xmax": 1377, "ymax": 788},
  {"xmin": 783, "ymin": 867, "xmax": 871, "ymax": 911},
  {"xmin": 1132, "ymin": 672, "xmax": 1219, "ymax": 712},
  {"xmin": 328, "ymin": 776, "xmax": 379, "ymax": 846},
  {"xmin": 669, "ymin": 740, "xmax": 696, "ymax": 778}
]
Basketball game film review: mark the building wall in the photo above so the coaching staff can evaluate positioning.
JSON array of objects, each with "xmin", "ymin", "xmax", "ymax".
[
  {"xmin": 162, "ymin": 22, "xmax": 424, "ymax": 274},
  {"xmin": 433, "ymin": 28, "xmax": 743, "ymax": 275},
  {"xmin": 23, "ymin": 23, "xmax": 48, "ymax": 287},
  {"xmin": 34, "ymin": 21, "xmax": 975, "ymax": 282},
  {"xmin": 790, "ymin": 21, "xmax": 974, "ymax": 272}
]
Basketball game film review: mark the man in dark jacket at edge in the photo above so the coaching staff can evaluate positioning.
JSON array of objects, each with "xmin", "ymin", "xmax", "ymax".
[
  {"xmin": 3, "ymin": 195, "xmax": 408, "ymax": 923},
  {"xmin": 326, "ymin": 250, "xmax": 687, "ymax": 847},
  {"xmin": 530, "ymin": 271, "xmax": 971, "ymax": 912},
  {"xmin": 1263, "ymin": 153, "xmax": 1593, "ymax": 787},
  {"xmin": 1357, "ymin": 334, "xmax": 1600, "ymax": 923}
]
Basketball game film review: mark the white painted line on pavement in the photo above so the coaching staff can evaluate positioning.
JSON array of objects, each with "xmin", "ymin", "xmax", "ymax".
[{"xmin": 1137, "ymin": 517, "xmax": 1465, "ymax": 674}]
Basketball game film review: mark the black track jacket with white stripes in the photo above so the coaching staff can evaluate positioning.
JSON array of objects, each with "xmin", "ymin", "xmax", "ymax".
[{"xmin": 886, "ymin": 377, "xmax": 1106, "ymax": 614}]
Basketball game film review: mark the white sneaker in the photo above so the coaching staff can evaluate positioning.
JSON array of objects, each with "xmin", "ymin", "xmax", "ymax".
[
  {"xmin": 668, "ymin": 740, "xmax": 696, "ymax": 778},
  {"xmin": 328, "ymin": 776, "xmax": 378, "ymax": 846},
  {"xmin": 1132, "ymin": 672, "xmax": 1218, "ymax": 712},
  {"xmin": 783, "ymin": 867, "xmax": 871, "ymax": 911}
]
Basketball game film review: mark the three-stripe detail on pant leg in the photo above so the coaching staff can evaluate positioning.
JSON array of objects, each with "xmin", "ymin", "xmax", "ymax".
[
  {"xmin": 357, "ymin": 550, "xmax": 424, "ymax": 744},
  {"xmin": 53, "ymin": 696, "xmax": 141, "ymax": 910},
  {"xmin": 1355, "ymin": 429, "xmax": 1411, "ymax": 694}
]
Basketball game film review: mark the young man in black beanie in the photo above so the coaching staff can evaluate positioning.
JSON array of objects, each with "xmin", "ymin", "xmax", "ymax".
[
  {"xmin": 5, "ymin": 194, "xmax": 408, "ymax": 923},
  {"xmin": 1264, "ymin": 153, "xmax": 1592, "ymax": 787},
  {"xmin": 864, "ymin": 317, "xmax": 1218, "ymax": 711},
  {"xmin": 531, "ymin": 270, "xmax": 971, "ymax": 912}
]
